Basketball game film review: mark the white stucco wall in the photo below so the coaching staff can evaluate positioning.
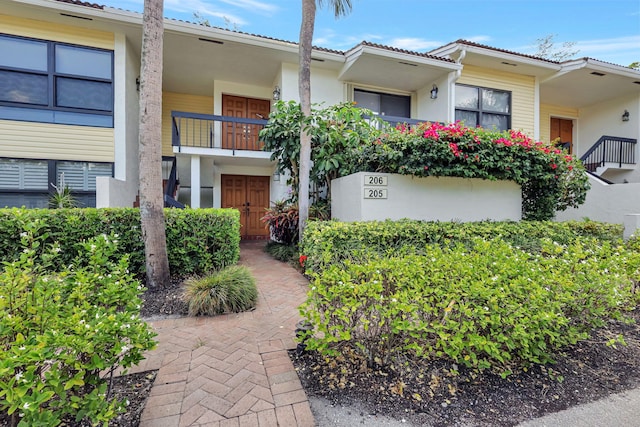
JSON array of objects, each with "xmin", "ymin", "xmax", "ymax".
[
  {"xmin": 416, "ymin": 73, "xmax": 452, "ymax": 123},
  {"xmin": 555, "ymin": 175, "xmax": 640, "ymax": 224},
  {"xmin": 578, "ymin": 95, "xmax": 640, "ymax": 183},
  {"xmin": 280, "ymin": 63, "xmax": 344, "ymax": 105},
  {"xmin": 577, "ymin": 95, "xmax": 639, "ymax": 158},
  {"xmin": 97, "ymin": 34, "xmax": 140, "ymax": 208},
  {"xmin": 332, "ymin": 172, "xmax": 522, "ymax": 222}
]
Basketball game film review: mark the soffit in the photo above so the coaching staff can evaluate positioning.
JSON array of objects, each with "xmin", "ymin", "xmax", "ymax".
[
  {"xmin": 541, "ymin": 67, "xmax": 640, "ymax": 108},
  {"xmin": 339, "ymin": 45, "xmax": 461, "ymax": 92}
]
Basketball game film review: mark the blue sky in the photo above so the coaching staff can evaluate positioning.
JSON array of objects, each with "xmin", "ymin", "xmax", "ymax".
[{"xmin": 105, "ymin": 0, "xmax": 640, "ymax": 66}]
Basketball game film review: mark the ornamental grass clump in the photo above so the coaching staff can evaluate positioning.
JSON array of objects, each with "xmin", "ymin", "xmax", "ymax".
[{"xmin": 183, "ymin": 265, "xmax": 258, "ymax": 316}]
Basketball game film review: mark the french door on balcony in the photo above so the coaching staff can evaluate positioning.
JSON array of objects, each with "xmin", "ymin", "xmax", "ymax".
[
  {"xmin": 221, "ymin": 174, "xmax": 270, "ymax": 239},
  {"xmin": 221, "ymin": 95, "xmax": 270, "ymax": 151}
]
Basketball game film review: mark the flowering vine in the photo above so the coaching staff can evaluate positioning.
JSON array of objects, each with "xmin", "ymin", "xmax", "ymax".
[{"xmin": 344, "ymin": 121, "xmax": 590, "ymax": 220}]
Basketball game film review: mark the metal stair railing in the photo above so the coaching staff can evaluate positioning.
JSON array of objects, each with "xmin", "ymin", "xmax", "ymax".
[
  {"xmin": 580, "ymin": 135, "xmax": 637, "ymax": 172},
  {"xmin": 162, "ymin": 156, "xmax": 184, "ymax": 208}
]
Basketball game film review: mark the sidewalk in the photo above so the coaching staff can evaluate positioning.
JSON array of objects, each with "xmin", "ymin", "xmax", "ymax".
[{"xmin": 130, "ymin": 241, "xmax": 314, "ymax": 426}]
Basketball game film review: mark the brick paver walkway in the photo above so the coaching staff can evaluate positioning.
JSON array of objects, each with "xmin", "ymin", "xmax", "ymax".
[{"xmin": 129, "ymin": 242, "xmax": 314, "ymax": 426}]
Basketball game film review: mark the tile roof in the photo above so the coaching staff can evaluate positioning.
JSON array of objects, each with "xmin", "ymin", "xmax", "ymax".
[
  {"xmin": 355, "ymin": 41, "xmax": 456, "ymax": 63},
  {"xmin": 450, "ymin": 39, "xmax": 560, "ymax": 64},
  {"xmin": 55, "ymin": 0, "xmax": 104, "ymax": 10}
]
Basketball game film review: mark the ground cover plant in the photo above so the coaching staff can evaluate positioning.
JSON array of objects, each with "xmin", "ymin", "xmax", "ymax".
[{"xmin": 0, "ymin": 223, "xmax": 156, "ymax": 426}]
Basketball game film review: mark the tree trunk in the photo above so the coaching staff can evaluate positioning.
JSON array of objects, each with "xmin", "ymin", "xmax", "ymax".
[
  {"xmin": 298, "ymin": 0, "xmax": 316, "ymax": 244},
  {"xmin": 138, "ymin": 0, "xmax": 170, "ymax": 290}
]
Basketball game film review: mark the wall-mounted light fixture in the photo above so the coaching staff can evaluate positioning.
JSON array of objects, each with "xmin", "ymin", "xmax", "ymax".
[
  {"xmin": 273, "ymin": 170, "xmax": 280, "ymax": 182},
  {"xmin": 622, "ymin": 110, "xmax": 630, "ymax": 122},
  {"xmin": 136, "ymin": 76, "xmax": 140, "ymax": 92},
  {"xmin": 273, "ymin": 85, "xmax": 281, "ymax": 101},
  {"xmin": 430, "ymin": 84, "xmax": 438, "ymax": 100}
]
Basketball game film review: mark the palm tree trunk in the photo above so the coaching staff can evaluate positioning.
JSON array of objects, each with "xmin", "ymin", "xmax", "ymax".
[
  {"xmin": 298, "ymin": 0, "xmax": 316, "ymax": 244},
  {"xmin": 138, "ymin": 0, "xmax": 170, "ymax": 290}
]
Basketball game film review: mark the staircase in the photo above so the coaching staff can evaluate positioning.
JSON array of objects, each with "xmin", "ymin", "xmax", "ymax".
[
  {"xmin": 580, "ymin": 136, "xmax": 637, "ymax": 176},
  {"xmin": 162, "ymin": 156, "xmax": 185, "ymax": 208}
]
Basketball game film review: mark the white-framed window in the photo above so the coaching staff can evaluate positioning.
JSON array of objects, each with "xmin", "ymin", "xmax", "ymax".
[{"xmin": 455, "ymin": 84, "xmax": 511, "ymax": 131}]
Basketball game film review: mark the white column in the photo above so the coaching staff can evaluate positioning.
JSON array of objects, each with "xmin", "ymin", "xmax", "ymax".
[{"xmin": 191, "ymin": 155, "xmax": 201, "ymax": 208}]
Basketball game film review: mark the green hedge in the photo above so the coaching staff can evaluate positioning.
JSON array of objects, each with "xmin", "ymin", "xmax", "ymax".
[
  {"xmin": 300, "ymin": 237, "xmax": 640, "ymax": 375},
  {"xmin": 0, "ymin": 208, "xmax": 240, "ymax": 277},
  {"xmin": 300, "ymin": 219, "xmax": 623, "ymax": 273}
]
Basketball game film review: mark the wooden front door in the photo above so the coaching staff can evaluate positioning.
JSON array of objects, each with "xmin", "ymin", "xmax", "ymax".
[
  {"xmin": 551, "ymin": 118, "xmax": 573, "ymax": 153},
  {"xmin": 221, "ymin": 174, "xmax": 270, "ymax": 239},
  {"xmin": 222, "ymin": 95, "xmax": 270, "ymax": 151}
]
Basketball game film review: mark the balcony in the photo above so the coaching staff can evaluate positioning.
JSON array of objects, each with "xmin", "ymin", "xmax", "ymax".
[{"xmin": 172, "ymin": 111, "xmax": 269, "ymax": 153}]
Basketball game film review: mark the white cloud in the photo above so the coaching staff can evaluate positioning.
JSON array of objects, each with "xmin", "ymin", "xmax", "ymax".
[
  {"xmin": 574, "ymin": 35, "xmax": 640, "ymax": 55},
  {"xmin": 217, "ymin": 0, "xmax": 277, "ymax": 14},
  {"xmin": 516, "ymin": 35, "xmax": 640, "ymax": 64},
  {"xmin": 386, "ymin": 37, "xmax": 443, "ymax": 51},
  {"xmin": 462, "ymin": 35, "xmax": 492, "ymax": 44},
  {"xmin": 313, "ymin": 29, "xmax": 383, "ymax": 49},
  {"xmin": 164, "ymin": 0, "xmax": 248, "ymax": 25}
]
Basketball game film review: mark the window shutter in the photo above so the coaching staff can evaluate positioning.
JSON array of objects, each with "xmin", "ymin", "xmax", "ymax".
[
  {"xmin": 57, "ymin": 161, "xmax": 87, "ymax": 190},
  {"xmin": 86, "ymin": 163, "xmax": 112, "ymax": 191},
  {"xmin": 23, "ymin": 161, "xmax": 49, "ymax": 190},
  {"xmin": 0, "ymin": 160, "xmax": 20, "ymax": 189},
  {"xmin": 0, "ymin": 159, "xmax": 48, "ymax": 190}
]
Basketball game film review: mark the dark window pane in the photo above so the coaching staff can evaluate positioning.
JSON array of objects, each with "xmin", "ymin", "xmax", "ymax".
[
  {"xmin": 56, "ymin": 77, "xmax": 112, "ymax": 111},
  {"xmin": 455, "ymin": 110, "xmax": 478, "ymax": 127},
  {"xmin": 380, "ymin": 93, "xmax": 410, "ymax": 118},
  {"xmin": 455, "ymin": 85, "xmax": 478, "ymax": 109},
  {"xmin": 0, "ymin": 70, "xmax": 48, "ymax": 105},
  {"xmin": 481, "ymin": 114, "xmax": 509, "ymax": 131},
  {"xmin": 482, "ymin": 89, "xmax": 510, "ymax": 113},
  {"xmin": 354, "ymin": 90, "xmax": 380, "ymax": 113},
  {"xmin": 55, "ymin": 45, "xmax": 112, "ymax": 79},
  {"xmin": 0, "ymin": 192, "xmax": 49, "ymax": 209},
  {"xmin": 0, "ymin": 36, "xmax": 47, "ymax": 71}
]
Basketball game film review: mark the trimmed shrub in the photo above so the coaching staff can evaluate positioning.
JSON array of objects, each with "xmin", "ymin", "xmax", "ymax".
[
  {"xmin": 0, "ymin": 224, "xmax": 156, "ymax": 425},
  {"xmin": 300, "ymin": 238, "xmax": 639, "ymax": 375},
  {"xmin": 0, "ymin": 208, "xmax": 240, "ymax": 277},
  {"xmin": 300, "ymin": 219, "xmax": 623, "ymax": 274},
  {"xmin": 183, "ymin": 266, "xmax": 258, "ymax": 316}
]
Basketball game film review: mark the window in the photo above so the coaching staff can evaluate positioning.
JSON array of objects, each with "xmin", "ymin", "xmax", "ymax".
[
  {"xmin": 0, "ymin": 34, "xmax": 113, "ymax": 127},
  {"xmin": 354, "ymin": 89, "xmax": 411, "ymax": 119},
  {"xmin": 0, "ymin": 158, "xmax": 113, "ymax": 208},
  {"xmin": 455, "ymin": 85, "xmax": 511, "ymax": 131}
]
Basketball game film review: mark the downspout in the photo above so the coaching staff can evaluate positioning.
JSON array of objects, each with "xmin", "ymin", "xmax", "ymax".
[
  {"xmin": 533, "ymin": 76, "xmax": 540, "ymax": 140},
  {"xmin": 448, "ymin": 49, "xmax": 466, "ymax": 123}
]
